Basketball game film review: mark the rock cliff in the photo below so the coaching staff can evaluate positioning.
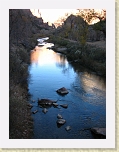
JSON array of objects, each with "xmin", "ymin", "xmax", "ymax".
[{"xmin": 9, "ymin": 9, "xmax": 52, "ymax": 49}]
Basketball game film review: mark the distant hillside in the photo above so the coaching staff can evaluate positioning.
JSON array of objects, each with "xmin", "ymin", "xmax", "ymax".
[
  {"xmin": 54, "ymin": 14, "xmax": 105, "ymax": 42},
  {"xmin": 9, "ymin": 9, "xmax": 52, "ymax": 49}
]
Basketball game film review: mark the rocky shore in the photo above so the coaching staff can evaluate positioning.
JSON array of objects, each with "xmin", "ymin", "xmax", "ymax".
[{"xmin": 9, "ymin": 9, "xmax": 53, "ymax": 139}]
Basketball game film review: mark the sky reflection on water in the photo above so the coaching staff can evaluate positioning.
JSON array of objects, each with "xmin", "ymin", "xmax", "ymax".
[{"xmin": 28, "ymin": 43, "xmax": 106, "ymax": 139}]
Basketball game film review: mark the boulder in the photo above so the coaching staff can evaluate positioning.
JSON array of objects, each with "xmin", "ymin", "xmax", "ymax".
[
  {"xmin": 38, "ymin": 98, "xmax": 55, "ymax": 107},
  {"xmin": 57, "ymin": 119, "xmax": 66, "ymax": 125},
  {"xmin": 56, "ymin": 87, "xmax": 69, "ymax": 95},
  {"xmin": 91, "ymin": 127, "xmax": 106, "ymax": 137}
]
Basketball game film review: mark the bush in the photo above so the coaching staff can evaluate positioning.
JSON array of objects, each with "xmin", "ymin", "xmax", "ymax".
[
  {"xmin": 9, "ymin": 82, "xmax": 33, "ymax": 139},
  {"xmin": 9, "ymin": 45, "xmax": 29, "ymax": 85},
  {"xmin": 9, "ymin": 45, "xmax": 33, "ymax": 138}
]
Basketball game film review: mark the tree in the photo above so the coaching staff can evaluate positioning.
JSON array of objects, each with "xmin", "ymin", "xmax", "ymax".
[
  {"xmin": 77, "ymin": 9, "xmax": 106, "ymax": 24},
  {"xmin": 93, "ymin": 19, "xmax": 106, "ymax": 38},
  {"xmin": 76, "ymin": 9, "xmax": 106, "ymax": 38}
]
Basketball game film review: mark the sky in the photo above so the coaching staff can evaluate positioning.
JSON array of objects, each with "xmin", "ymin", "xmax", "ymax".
[
  {"xmin": 30, "ymin": 9, "xmax": 105, "ymax": 26},
  {"xmin": 30, "ymin": 9, "xmax": 78, "ymax": 25}
]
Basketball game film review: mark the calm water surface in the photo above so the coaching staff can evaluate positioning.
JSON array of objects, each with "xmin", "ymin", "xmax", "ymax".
[{"xmin": 28, "ymin": 43, "xmax": 106, "ymax": 139}]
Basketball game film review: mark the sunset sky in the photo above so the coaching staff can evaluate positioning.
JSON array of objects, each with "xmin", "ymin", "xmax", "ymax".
[
  {"xmin": 30, "ymin": 9, "xmax": 104, "ymax": 26},
  {"xmin": 30, "ymin": 9, "xmax": 79, "ymax": 25}
]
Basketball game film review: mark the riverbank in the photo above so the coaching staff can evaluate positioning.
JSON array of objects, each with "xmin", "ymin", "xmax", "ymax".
[
  {"xmin": 49, "ymin": 36, "xmax": 106, "ymax": 77},
  {"xmin": 9, "ymin": 9, "xmax": 53, "ymax": 139},
  {"xmin": 9, "ymin": 44, "xmax": 33, "ymax": 139}
]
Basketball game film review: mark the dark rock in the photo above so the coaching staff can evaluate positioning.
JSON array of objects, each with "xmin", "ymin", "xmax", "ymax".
[
  {"xmin": 27, "ymin": 104, "xmax": 33, "ymax": 109},
  {"xmin": 54, "ymin": 47, "xmax": 67, "ymax": 54},
  {"xmin": 91, "ymin": 127, "xmax": 106, "ymax": 137},
  {"xmin": 32, "ymin": 110, "xmax": 38, "ymax": 114},
  {"xmin": 52, "ymin": 103, "xmax": 58, "ymax": 107},
  {"xmin": 47, "ymin": 46, "xmax": 54, "ymax": 50},
  {"xmin": 57, "ymin": 114, "xmax": 63, "ymax": 119},
  {"xmin": 56, "ymin": 87, "xmax": 69, "ymax": 95},
  {"xmin": 56, "ymin": 119, "xmax": 66, "ymax": 125},
  {"xmin": 60, "ymin": 104, "xmax": 68, "ymax": 108},
  {"xmin": 65, "ymin": 126, "xmax": 71, "ymax": 131},
  {"xmin": 38, "ymin": 98, "xmax": 55, "ymax": 107},
  {"xmin": 42, "ymin": 108, "xmax": 48, "ymax": 114}
]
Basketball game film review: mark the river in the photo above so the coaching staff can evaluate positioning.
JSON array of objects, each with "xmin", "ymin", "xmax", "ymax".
[{"xmin": 28, "ymin": 43, "xmax": 106, "ymax": 139}]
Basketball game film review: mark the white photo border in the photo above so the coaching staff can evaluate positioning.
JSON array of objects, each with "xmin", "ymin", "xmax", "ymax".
[{"xmin": 0, "ymin": 0, "xmax": 115, "ymax": 149}]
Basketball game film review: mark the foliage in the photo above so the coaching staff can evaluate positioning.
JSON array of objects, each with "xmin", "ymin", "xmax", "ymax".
[
  {"xmin": 9, "ymin": 45, "xmax": 29, "ymax": 85},
  {"xmin": 9, "ymin": 44, "xmax": 33, "ymax": 139},
  {"xmin": 9, "ymin": 81, "xmax": 33, "ymax": 139},
  {"xmin": 77, "ymin": 9, "xmax": 106, "ymax": 24},
  {"xmin": 93, "ymin": 19, "xmax": 106, "ymax": 37},
  {"xmin": 66, "ymin": 43, "xmax": 106, "ymax": 76},
  {"xmin": 72, "ymin": 16, "xmax": 88, "ymax": 56}
]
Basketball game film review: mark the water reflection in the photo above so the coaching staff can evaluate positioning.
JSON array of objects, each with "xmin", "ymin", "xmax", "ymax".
[
  {"xmin": 30, "ymin": 44, "xmax": 67, "ymax": 67},
  {"xmin": 28, "ymin": 43, "xmax": 106, "ymax": 139},
  {"xmin": 71, "ymin": 72, "xmax": 106, "ymax": 106},
  {"xmin": 79, "ymin": 72, "xmax": 106, "ymax": 92}
]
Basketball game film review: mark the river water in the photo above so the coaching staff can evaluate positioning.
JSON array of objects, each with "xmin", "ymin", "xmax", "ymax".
[{"xmin": 28, "ymin": 43, "xmax": 106, "ymax": 139}]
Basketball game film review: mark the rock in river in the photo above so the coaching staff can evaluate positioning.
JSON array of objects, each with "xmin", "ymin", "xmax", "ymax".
[
  {"xmin": 57, "ymin": 114, "xmax": 63, "ymax": 119},
  {"xmin": 42, "ymin": 108, "xmax": 48, "ymax": 114},
  {"xmin": 91, "ymin": 127, "xmax": 106, "ymax": 137},
  {"xmin": 56, "ymin": 119, "xmax": 66, "ymax": 125},
  {"xmin": 65, "ymin": 126, "xmax": 71, "ymax": 131},
  {"xmin": 38, "ymin": 98, "xmax": 55, "ymax": 107},
  {"xmin": 56, "ymin": 87, "xmax": 69, "ymax": 95},
  {"xmin": 27, "ymin": 103, "xmax": 33, "ymax": 109},
  {"xmin": 60, "ymin": 104, "xmax": 68, "ymax": 108},
  {"xmin": 32, "ymin": 110, "xmax": 38, "ymax": 114},
  {"xmin": 52, "ymin": 102, "xmax": 58, "ymax": 107}
]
